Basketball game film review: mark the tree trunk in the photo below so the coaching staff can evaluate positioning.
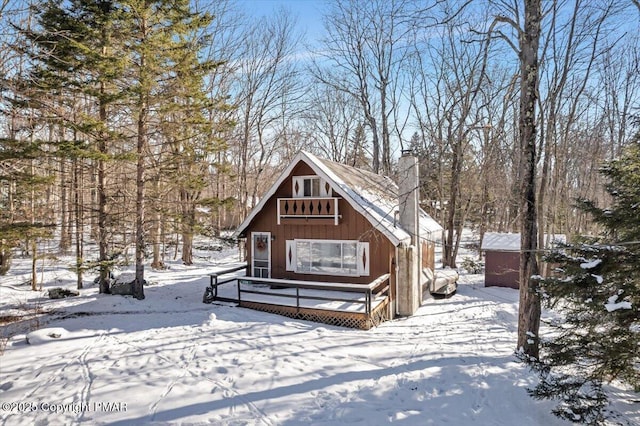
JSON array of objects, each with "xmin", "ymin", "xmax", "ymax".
[
  {"xmin": 215, "ymin": 151, "xmax": 223, "ymax": 236},
  {"xmin": 380, "ymin": 86, "xmax": 391, "ymax": 175},
  {"xmin": 452, "ymin": 197, "xmax": 471, "ymax": 263},
  {"xmin": 74, "ymin": 158, "xmax": 83, "ymax": 290},
  {"xmin": 182, "ymin": 231, "xmax": 193, "ymax": 265},
  {"xmin": 517, "ymin": 0, "xmax": 542, "ymax": 359},
  {"xmin": 98, "ymin": 76, "xmax": 110, "ymax": 293},
  {"xmin": 365, "ymin": 110, "xmax": 380, "ymax": 174},
  {"xmin": 150, "ymin": 175, "xmax": 164, "ymax": 269},
  {"xmin": 134, "ymin": 101, "xmax": 147, "ymax": 299},
  {"xmin": 150, "ymin": 209, "xmax": 164, "ymax": 269},
  {"xmin": 30, "ymin": 238, "xmax": 37, "ymax": 291},
  {"xmin": 59, "ymin": 157, "xmax": 71, "ymax": 252},
  {"xmin": 443, "ymin": 136, "xmax": 463, "ymax": 268},
  {"xmin": 0, "ymin": 247, "xmax": 11, "ymax": 275},
  {"xmin": 181, "ymin": 190, "xmax": 194, "ymax": 265},
  {"xmin": 478, "ymin": 180, "xmax": 490, "ymax": 260},
  {"xmin": 132, "ymin": 11, "xmax": 149, "ymax": 301}
]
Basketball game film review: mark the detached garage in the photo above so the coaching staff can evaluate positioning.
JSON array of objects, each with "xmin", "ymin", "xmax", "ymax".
[{"xmin": 481, "ymin": 232, "xmax": 566, "ymax": 289}]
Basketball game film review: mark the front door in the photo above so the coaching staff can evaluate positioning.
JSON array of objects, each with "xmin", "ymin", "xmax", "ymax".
[{"xmin": 251, "ymin": 232, "xmax": 271, "ymax": 278}]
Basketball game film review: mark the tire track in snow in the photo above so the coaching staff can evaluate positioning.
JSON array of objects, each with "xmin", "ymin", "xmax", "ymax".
[
  {"xmin": 105, "ymin": 329, "xmax": 208, "ymax": 423},
  {"xmin": 196, "ymin": 372, "xmax": 274, "ymax": 426},
  {"xmin": 467, "ymin": 295, "xmax": 510, "ymax": 418},
  {"xmin": 74, "ymin": 332, "xmax": 102, "ymax": 425},
  {"xmin": 148, "ymin": 340, "xmax": 199, "ymax": 421},
  {"xmin": 136, "ymin": 323, "xmax": 272, "ymax": 425},
  {"xmin": 20, "ymin": 331, "xmax": 106, "ymax": 401},
  {"xmin": 7, "ymin": 331, "xmax": 107, "ymax": 426}
]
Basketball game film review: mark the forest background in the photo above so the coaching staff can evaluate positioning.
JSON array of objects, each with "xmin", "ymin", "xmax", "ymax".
[{"xmin": 1, "ymin": 0, "xmax": 639, "ymax": 294}]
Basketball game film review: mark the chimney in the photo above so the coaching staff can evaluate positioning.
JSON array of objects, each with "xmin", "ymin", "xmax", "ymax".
[
  {"xmin": 398, "ymin": 150, "xmax": 419, "ymax": 246},
  {"xmin": 396, "ymin": 150, "xmax": 421, "ymax": 316}
]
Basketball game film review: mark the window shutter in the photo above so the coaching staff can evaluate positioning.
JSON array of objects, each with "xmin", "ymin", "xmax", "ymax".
[
  {"xmin": 285, "ymin": 240, "xmax": 295, "ymax": 271},
  {"xmin": 292, "ymin": 177, "xmax": 303, "ymax": 197},
  {"xmin": 319, "ymin": 178, "xmax": 331, "ymax": 197},
  {"xmin": 357, "ymin": 242, "xmax": 370, "ymax": 276}
]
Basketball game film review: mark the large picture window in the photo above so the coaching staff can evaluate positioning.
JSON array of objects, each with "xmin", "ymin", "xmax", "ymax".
[{"xmin": 286, "ymin": 239, "xmax": 369, "ymax": 276}]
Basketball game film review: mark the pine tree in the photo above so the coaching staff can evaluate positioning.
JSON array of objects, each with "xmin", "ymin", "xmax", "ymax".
[
  {"xmin": 155, "ymin": 8, "xmax": 229, "ymax": 266},
  {"xmin": 17, "ymin": 0, "xmax": 127, "ymax": 292},
  {"xmin": 119, "ymin": 0, "xmax": 226, "ymax": 296},
  {"xmin": 530, "ymin": 136, "xmax": 640, "ymax": 424},
  {"xmin": 0, "ymin": 138, "xmax": 54, "ymax": 278}
]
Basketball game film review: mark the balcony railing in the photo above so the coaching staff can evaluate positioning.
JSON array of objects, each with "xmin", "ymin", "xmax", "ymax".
[{"xmin": 277, "ymin": 197, "xmax": 340, "ymax": 225}]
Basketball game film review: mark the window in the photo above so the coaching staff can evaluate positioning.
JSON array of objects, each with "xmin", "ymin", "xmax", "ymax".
[
  {"xmin": 286, "ymin": 239, "xmax": 369, "ymax": 276},
  {"xmin": 292, "ymin": 176, "xmax": 331, "ymax": 198},
  {"xmin": 303, "ymin": 177, "xmax": 320, "ymax": 197}
]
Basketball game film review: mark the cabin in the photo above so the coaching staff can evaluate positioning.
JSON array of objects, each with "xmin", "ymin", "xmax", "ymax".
[
  {"xmin": 481, "ymin": 232, "xmax": 566, "ymax": 289},
  {"xmin": 227, "ymin": 151, "xmax": 444, "ymax": 327}
]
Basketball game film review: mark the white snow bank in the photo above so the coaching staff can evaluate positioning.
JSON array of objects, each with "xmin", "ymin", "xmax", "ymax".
[{"xmin": 25, "ymin": 327, "xmax": 115, "ymax": 345}]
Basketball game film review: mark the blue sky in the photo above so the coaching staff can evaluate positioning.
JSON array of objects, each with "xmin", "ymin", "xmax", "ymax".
[{"xmin": 238, "ymin": 0, "xmax": 326, "ymax": 43}]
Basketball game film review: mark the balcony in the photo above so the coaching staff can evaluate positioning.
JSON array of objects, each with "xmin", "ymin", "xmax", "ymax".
[{"xmin": 277, "ymin": 197, "xmax": 340, "ymax": 225}]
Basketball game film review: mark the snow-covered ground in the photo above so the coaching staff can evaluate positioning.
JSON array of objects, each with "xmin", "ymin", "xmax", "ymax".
[{"xmin": 0, "ymin": 243, "xmax": 637, "ymax": 425}]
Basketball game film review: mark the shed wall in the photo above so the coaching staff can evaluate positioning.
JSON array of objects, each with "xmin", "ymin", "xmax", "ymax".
[{"xmin": 484, "ymin": 251, "xmax": 520, "ymax": 289}]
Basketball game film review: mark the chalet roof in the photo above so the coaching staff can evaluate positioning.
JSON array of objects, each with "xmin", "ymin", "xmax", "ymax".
[
  {"xmin": 233, "ymin": 151, "xmax": 443, "ymax": 246},
  {"xmin": 480, "ymin": 232, "xmax": 567, "ymax": 252}
]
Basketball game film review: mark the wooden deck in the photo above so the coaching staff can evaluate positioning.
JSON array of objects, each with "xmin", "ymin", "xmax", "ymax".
[{"xmin": 204, "ymin": 264, "xmax": 392, "ymax": 330}]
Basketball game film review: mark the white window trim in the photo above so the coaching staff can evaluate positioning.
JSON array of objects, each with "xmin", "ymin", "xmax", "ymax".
[{"xmin": 286, "ymin": 239, "xmax": 369, "ymax": 277}]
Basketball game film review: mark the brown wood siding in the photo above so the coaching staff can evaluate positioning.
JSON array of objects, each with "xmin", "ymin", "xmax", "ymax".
[
  {"xmin": 242, "ymin": 161, "xmax": 396, "ymax": 285},
  {"xmin": 421, "ymin": 241, "xmax": 435, "ymax": 270},
  {"xmin": 484, "ymin": 251, "xmax": 520, "ymax": 289}
]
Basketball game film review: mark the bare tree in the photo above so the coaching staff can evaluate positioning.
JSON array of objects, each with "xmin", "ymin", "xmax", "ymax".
[
  {"xmin": 485, "ymin": 0, "xmax": 543, "ymax": 357},
  {"xmin": 303, "ymin": 83, "xmax": 363, "ymax": 164},
  {"xmin": 231, "ymin": 8, "xmax": 302, "ymax": 219},
  {"xmin": 536, "ymin": 0, "xmax": 626, "ymax": 260},
  {"xmin": 313, "ymin": 0, "xmax": 414, "ymax": 174},
  {"xmin": 408, "ymin": 6, "xmax": 491, "ymax": 267},
  {"xmin": 598, "ymin": 35, "xmax": 640, "ymax": 159}
]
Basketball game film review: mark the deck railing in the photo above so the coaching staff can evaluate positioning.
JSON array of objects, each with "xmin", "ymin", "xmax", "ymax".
[
  {"xmin": 204, "ymin": 263, "xmax": 247, "ymax": 303},
  {"xmin": 204, "ymin": 266, "xmax": 391, "ymax": 326},
  {"xmin": 277, "ymin": 197, "xmax": 340, "ymax": 225},
  {"xmin": 236, "ymin": 273, "xmax": 390, "ymax": 316}
]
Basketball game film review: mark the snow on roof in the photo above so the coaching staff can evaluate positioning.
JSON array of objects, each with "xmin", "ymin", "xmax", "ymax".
[
  {"xmin": 233, "ymin": 151, "xmax": 443, "ymax": 246},
  {"xmin": 481, "ymin": 233, "xmax": 521, "ymax": 251},
  {"xmin": 480, "ymin": 232, "xmax": 567, "ymax": 252}
]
